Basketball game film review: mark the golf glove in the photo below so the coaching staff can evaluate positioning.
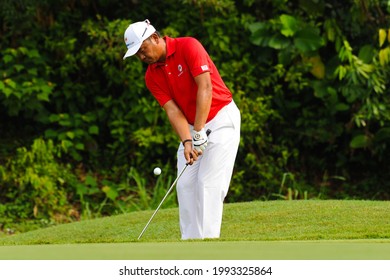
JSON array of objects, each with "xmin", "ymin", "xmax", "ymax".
[{"xmin": 192, "ymin": 128, "xmax": 208, "ymax": 152}]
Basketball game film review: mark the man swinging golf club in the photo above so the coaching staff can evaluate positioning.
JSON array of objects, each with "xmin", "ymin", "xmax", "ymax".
[{"xmin": 123, "ymin": 19, "xmax": 241, "ymax": 240}]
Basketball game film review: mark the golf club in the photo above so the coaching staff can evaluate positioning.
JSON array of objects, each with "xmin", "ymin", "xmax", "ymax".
[{"xmin": 137, "ymin": 129, "xmax": 211, "ymax": 240}]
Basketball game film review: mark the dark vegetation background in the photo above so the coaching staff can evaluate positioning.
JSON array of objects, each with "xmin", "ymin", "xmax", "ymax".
[{"xmin": 1, "ymin": 0, "xmax": 390, "ymax": 233}]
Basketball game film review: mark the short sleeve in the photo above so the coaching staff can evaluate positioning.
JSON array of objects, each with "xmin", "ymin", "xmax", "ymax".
[{"xmin": 183, "ymin": 38, "xmax": 213, "ymax": 78}]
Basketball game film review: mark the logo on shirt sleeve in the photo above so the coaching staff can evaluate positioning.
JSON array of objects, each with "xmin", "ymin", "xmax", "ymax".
[{"xmin": 201, "ymin": 65, "xmax": 209, "ymax": 71}]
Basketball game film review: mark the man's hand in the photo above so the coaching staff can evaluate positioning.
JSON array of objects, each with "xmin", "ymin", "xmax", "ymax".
[
  {"xmin": 192, "ymin": 128, "xmax": 208, "ymax": 153},
  {"xmin": 183, "ymin": 140, "xmax": 199, "ymax": 165}
]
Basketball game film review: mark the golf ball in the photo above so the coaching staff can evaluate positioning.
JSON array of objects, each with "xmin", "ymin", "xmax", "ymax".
[{"xmin": 153, "ymin": 167, "xmax": 161, "ymax": 176}]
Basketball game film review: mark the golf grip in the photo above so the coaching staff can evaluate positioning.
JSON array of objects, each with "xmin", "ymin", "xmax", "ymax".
[
  {"xmin": 137, "ymin": 129, "xmax": 211, "ymax": 240},
  {"xmin": 188, "ymin": 128, "xmax": 212, "ymax": 163}
]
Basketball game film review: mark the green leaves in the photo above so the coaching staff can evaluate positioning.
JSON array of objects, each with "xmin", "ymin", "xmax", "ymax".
[
  {"xmin": 0, "ymin": 139, "xmax": 76, "ymax": 223},
  {"xmin": 280, "ymin": 14, "xmax": 300, "ymax": 37},
  {"xmin": 294, "ymin": 28, "xmax": 324, "ymax": 52},
  {"xmin": 249, "ymin": 14, "xmax": 324, "ymax": 54},
  {"xmin": 44, "ymin": 113, "xmax": 99, "ymax": 161},
  {"xmin": 247, "ymin": 1, "xmax": 390, "ymax": 201},
  {"xmin": 350, "ymin": 134, "xmax": 371, "ymax": 149},
  {"xmin": 0, "ymin": 47, "xmax": 55, "ymax": 116},
  {"xmin": 379, "ymin": 28, "xmax": 387, "ymax": 47},
  {"xmin": 1, "ymin": 0, "xmax": 390, "ymax": 232},
  {"xmin": 248, "ymin": 22, "xmax": 272, "ymax": 47}
]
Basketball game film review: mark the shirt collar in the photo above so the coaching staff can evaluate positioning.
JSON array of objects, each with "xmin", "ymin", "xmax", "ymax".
[
  {"xmin": 164, "ymin": 36, "xmax": 176, "ymax": 58},
  {"xmin": 150, "ymin": 36, "xmax": 176, "ymax": 68}
]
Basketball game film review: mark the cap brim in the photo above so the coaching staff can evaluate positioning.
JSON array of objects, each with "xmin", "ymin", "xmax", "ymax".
[
  {"xmin": 122, "ymin": 25, "xmax": 156, "ymax": 60},
  {"xmin": 123, "ymin": 43, "xmax": 141, "ymax": 60}
]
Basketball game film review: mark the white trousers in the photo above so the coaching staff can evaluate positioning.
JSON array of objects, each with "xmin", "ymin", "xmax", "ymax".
[{"xmin": 176, "ymin": 101, "xmax": 241, "ymax": 240}]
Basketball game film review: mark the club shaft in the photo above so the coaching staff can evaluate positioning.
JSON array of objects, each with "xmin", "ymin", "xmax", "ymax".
[
  {"xmin": 137, "ymin": 163, "xmax": 188, "ymax": 240},
  {"xmin": 137, "ymin": 129, "xmax": 211, "ymax": 240}
]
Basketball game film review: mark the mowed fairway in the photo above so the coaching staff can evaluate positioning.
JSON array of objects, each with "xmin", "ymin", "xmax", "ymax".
[
  {"xmin": 0, "ymin": 240, "xmax": 390, "ymax": 260},
  {"xmin": 1, "ymin": 200, "xmax": 390, "ymax": 260}
]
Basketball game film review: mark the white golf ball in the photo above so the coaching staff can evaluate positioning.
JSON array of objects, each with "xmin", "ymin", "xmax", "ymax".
[{"xmin": 153, "ymin": 167, "xmax": 161, "ymax": 176}]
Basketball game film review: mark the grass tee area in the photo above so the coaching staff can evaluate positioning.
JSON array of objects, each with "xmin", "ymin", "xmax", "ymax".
[{"xmin": 0, "ymin": 200, "xmax": 389, "ymax": 260}]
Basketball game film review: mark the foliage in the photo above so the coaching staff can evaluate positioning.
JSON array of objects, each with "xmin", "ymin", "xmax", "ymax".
[
  {"xmin": 247, "ymin": 0, "xmax": 390, "ymax": 199},
  {"xmin": 0, "ymin": 139, "xmax": 76, "ymax": 231},
  {"xmin": 1, "ymin": 0, "xmax": 390, "ymax": 232},
  {"xmin": 0, "ymin": 138, "xmax": 177, "ymax": 233}
]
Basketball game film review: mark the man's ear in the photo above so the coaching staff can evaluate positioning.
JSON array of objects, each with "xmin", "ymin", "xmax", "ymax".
[{"xmin": 150, "ymin": 33, "xmax": 160, "ymax": 44}]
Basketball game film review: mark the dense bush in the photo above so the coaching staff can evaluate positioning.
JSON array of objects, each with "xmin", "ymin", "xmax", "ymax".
[{"xmin": 1, "ymin": 0, "xmax": 390, "ymax": 232}]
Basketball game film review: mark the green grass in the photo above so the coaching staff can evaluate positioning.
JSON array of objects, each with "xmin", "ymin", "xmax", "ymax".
[
  {"xmin": 1, "ymin": 200, "xmax": 390, "ymax": 260},
  {"xmin": 1, "ymin": 240, "xmax": 390, "ymax": 260},
  {"xmin": 1, "ymin": 200, "xmax": 390, "ymax": 244}
]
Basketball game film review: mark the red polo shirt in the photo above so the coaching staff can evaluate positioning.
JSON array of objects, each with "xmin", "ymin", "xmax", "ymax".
[{"xmin": 145, "ymin": 36, "xmax": 232, "ymax": 125}]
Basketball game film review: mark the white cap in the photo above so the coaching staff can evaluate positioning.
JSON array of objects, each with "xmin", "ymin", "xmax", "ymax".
[{"xmin": 123, "ymin": 19, "xmax": 156, "ymax": 60}]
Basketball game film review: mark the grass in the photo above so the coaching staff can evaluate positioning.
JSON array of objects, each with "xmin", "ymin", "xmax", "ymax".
[
  {"xmin": 1, "ymin": 200, "xmax": 390, "ymax": 244},
  {"xmin": 1, "ymin": 240, "xmax": 390, "ymax": 260},
  {"xmin": 0, "ymin": 200, "xmax": 390, "ymax": 259}
]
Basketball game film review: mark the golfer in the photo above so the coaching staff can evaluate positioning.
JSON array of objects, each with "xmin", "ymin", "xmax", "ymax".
[{"xmin": 123, "ymin": 19, "xmax": 241, "ymax": 240}]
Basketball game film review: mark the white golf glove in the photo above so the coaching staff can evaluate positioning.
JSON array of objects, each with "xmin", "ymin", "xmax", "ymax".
[{"xmin": 192, "ymin": 128, "xmax": 208, "ymax": 152}]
